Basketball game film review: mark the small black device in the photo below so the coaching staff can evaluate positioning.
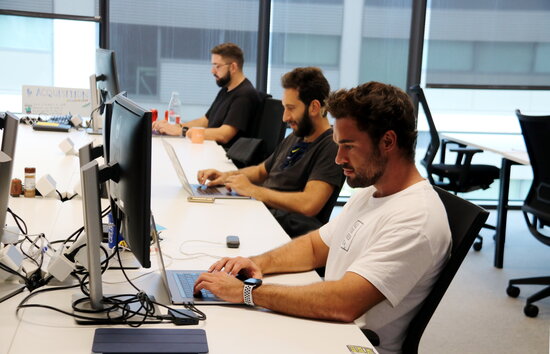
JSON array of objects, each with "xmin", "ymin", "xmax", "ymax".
[
  {"xmin": 168, "ymin": 309, "xmax": 199, "ymax": 325},
  {"xmin": 226, "ymin": 235, "xmax": 240, "ymax": 248}
]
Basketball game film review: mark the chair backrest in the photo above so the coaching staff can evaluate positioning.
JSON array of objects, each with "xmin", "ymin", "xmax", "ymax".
[
  {"xmin": 516, "ymin": 110, "xmax": 550, "ymax": 245},
  {"xmin": 402, "ymin": 186, "xmax": 489, "ymax": 353},
  {"xmin": 409, "ymin": 85, "xmax": 441, "ymax": 174},
  {"xmin": 251, "ymin": 96, "xmax": 286, "ymax": 161},
  {"xmin": 315, "ymin": 176, "xmax": 345, "ymax": 225}
]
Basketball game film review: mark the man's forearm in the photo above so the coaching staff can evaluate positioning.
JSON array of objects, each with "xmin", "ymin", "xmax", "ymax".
[
  {"xmin": 251, "ymin": 281, "xmax": 355, "ymax": 323},
  {"xmin": 182, "ymin": 116, "xmax": 208, "ymax": 128},
  {"xmin": 251, "ymin": 232, "xmax": 326, "ymax": 275}
]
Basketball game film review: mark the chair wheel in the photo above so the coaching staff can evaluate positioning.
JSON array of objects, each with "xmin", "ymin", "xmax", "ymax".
[
  {"xmin": 524, "ymin": 304, "xmax": 539, "ymax": 317},
  {"xmin": 506, "ymin": 285, "xmax": 520, "ymax": 298},
  {"xmin": 473, "ymin": 240, "xmax": 482, "ymax": 251}
]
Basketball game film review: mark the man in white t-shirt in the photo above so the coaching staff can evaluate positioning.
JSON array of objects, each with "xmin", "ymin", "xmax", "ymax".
[{"xmin": 194, "ymin": 82, "xmax": 452, "ymax": 354}]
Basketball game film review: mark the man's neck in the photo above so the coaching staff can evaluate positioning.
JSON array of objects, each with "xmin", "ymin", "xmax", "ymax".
[
  {"xmin": 226, "ymin": 72, "xmax": 246, "ymax": 91},
  {"xmin": 303, "ymin": 117, "xmax": 331, "ymax": 143},
  {"xmin": 373, "ymin": 163, "xmax": 424, "ymax": 198}
]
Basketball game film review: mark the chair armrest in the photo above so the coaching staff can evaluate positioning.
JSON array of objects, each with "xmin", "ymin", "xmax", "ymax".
[
  {"xmin": 440, "ymin": 139, "xmax": 466, "ymax": 164},
  {"xmin": 449, "ymin": 147, "xmax": 484, "ymax": 154}
]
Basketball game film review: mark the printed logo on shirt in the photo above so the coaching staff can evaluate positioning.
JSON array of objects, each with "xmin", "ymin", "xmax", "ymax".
[{"xmin": 341, "ymin": 220, "xmax": 363, "ymax": 252}]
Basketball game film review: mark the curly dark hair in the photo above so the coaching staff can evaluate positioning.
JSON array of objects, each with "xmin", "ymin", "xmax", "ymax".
[
  {"xmin": 327, "ymin": 82, "xmax": 417, "ymax": 162},
  {"xmin": 211, "ymin": 43, "xmax": 244, "ymax": 70},
  {"xmin": 281, "ymin": 67, "xmax": 330, "ymax": 116}
]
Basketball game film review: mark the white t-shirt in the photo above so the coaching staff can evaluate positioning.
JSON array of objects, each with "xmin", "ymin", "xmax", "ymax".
[{"xmin": 319, "ymin": 180, "xmax": 451, "ymax": 354}]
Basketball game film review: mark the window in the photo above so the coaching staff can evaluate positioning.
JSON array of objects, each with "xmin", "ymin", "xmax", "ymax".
[
  {"xmin": 0, "ymin": 14, "xmax": 97, "ymax": 112},
  {"xmin": 108, "ymin": 0, "xmax": 259, "ymax": 120}
]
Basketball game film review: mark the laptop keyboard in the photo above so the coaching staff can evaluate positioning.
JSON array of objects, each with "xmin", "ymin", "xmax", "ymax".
[
  {"xmin": 176, "ymin": 272, "xmax": 216, "ymax": 299},
  {"xmin": 195, "ymin": 186, "xmax": 222, "ymax": 195}
]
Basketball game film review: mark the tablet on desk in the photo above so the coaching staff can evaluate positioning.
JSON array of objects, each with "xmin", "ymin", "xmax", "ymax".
[{"xmin": 92, "ymin": 328, "xmax": 208, "ymax": 354}]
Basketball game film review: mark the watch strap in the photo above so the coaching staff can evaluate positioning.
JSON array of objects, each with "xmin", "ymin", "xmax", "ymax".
[
  {"xmin": 181, "ymin": 126, "xmax": 189, "ymax": 137},
  {"xmin": 243, "ymin": 284, "xmax": 255, "ymax": 306}
]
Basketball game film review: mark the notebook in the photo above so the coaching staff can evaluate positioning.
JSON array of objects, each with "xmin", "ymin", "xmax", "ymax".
[
  {"xmin": 151, "ymin": 215, "xmax": 242, "ymax": 305},
  {"xmin": 161, "ymin": 139, "xmax": 250, "ymax": 199}
]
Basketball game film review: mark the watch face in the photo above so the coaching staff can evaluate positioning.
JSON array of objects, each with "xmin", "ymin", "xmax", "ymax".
[{"xmin": 244, "ymin": 278, "xmax": 262, "ymax": 286}]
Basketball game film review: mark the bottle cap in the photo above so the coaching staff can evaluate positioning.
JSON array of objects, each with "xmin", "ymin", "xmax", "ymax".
[{"xmin": 24, "ymin": 167, "xmax": 36, "ymax": 173}]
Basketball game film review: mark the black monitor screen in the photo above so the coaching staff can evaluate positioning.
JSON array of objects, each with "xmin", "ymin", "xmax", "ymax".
[
  {"xmin": 0, "ymin": 112, "xmax": 18, "ymax": 241},
  {"xmin": 96, "ymin": 49, "xmax": 121, "ymax": 104},
  {"xmin": 107, "ymin": 95, "xmax": 152, "ymax": 268}
]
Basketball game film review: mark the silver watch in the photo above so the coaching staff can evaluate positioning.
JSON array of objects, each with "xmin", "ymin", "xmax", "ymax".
[{"xmin": 243, "ymin": 278, "xmax": 262, "ymax": 306}]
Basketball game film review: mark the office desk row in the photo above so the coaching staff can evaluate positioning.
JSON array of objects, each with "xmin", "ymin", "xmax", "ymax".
[
  {"xmin": 441, "ymin": 133, "xmax": 529, "ymax": 268},
  {"xmin": 2, "ymin": 126, "xmax": 375, "ymax": 354}
]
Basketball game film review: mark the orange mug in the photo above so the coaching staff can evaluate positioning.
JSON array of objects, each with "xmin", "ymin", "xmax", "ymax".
[{"xmin": 188, "ymin": 127, "xmax": 205, "ymax": 144}]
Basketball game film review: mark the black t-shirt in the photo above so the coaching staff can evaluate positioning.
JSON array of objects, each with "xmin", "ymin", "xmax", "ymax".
[
  {"xmin": 205, "ymin": 78, "xmax": 260, "ymax": 148},
  {"xmin": 263, "ymin": 128, "xmax": 344, "ymax": 222}
]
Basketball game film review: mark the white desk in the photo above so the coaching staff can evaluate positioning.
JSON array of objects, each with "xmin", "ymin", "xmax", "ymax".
[
  {"xmin": 441, "ymin": 133, "xmax": 529, "ymax": 268},
  {"xmin": 3, "ymin": 131, "xmax": 375, "ymax": 353}
]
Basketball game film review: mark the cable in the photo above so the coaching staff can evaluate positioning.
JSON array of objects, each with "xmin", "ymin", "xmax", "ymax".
[{"xmin": 6, "ymin": 207, "xmax": 28, "ymax": 235}]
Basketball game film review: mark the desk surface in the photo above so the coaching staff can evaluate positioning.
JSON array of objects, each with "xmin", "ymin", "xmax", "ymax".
[
  {"xmin": 3, "ymin": 129, "xmax": 375, "ymax": 353},
  {"xmin": 441, "ymin": 132, "xmax": 529, "ymax": 165}
]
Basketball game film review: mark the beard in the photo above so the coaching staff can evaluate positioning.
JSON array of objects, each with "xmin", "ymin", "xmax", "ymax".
[
  {"xmin": 344, "ymin": 148, "xmax": 387, "ymax": 188},
  {"xmin": 215, "ymin": 71, "xmax": 231, "ymax": 87},
  {"xmin": 291, "ymin": 109, "xmax": 314, "ymax": 138}
]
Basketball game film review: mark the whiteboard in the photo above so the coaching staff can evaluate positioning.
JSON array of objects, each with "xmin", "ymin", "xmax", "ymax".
[{"xmin": 22, "ymin": 85, "xmax": 91, "ymax": 117}]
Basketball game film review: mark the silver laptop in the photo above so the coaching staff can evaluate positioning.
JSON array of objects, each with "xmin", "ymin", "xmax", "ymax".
[
  {"xmin": 151, "ymin": 215, "xmax": 241, "ymax": 305},
  {"xmin": 161, "ymin": 139, "xmax": 250, "ymax": 199}
]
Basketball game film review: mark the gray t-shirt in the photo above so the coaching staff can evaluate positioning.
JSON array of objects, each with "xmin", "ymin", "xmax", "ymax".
[{"xmin": 263, "ymin": 128, "xmax": 344, "ymax": 223}]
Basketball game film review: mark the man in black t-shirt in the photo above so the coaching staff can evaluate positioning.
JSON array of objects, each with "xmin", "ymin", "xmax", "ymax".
[
  {"xmin": 153, "ymin": 43, "xmax": 260, "ymax": 149},
  {"xmin": 198, "ymin": 67, "xmax": 344, "ymax": 237}
]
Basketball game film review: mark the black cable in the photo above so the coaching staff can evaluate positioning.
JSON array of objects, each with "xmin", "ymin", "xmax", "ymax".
[{"xmin": 6, "ymin": 207, "xmax": 27, "ymax": 235}]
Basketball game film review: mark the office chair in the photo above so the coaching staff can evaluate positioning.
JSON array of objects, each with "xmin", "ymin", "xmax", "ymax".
[
  {"xmin": 409, "ymin": 85, "xmax": 499, "ymax": 251},
  {"xmin": 227, "ymin": 95, "xmax": 286, "ymax": 168},
  {"xmin": 362, "ymin": 186, "xmax": 488, "ymax": 352},
  {"xmin": 505, "ymin": 110, "xmax": 550, "ymax": 318}
]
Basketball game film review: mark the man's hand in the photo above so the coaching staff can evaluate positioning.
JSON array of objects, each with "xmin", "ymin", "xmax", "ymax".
[
  {"xmin": 193, "ymin": 256, "xmax": 263, "ymax": 303},
  {"xmin": 225, "ymin": 174, "xmax": 258, "ymax": 197},
  {"xmin": 193, "ymin": 271, "xmax": 246, "ymax": 303},
  {"xmin": 152, "ymin": 120, "xmax": 182, "ymax": 136},
  {"xmin": 197, "ymin": 169, "xmax": 227, "ymax": 186},
  {"xmin": 208, "ymin": 256, "xmax": 263, "ymax": 279}
]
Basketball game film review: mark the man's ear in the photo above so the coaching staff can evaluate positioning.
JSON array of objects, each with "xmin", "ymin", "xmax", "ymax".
[
  {"xmin": 380, "ymin": 130, "xmax": 397, "ymax": 152},
  {"xmin": 308, "ymin": 99, "xmax": 321, "ymax": 116}
]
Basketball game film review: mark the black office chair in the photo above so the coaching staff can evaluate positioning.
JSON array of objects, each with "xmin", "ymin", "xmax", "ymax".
[
  {"xmin": 505, "ymin": 110, "xmax": 550, "ymax": 318},
  {"xmin": 410, "ymin": 85, "xmax": 499, "ymax": 251},
  {"xmin": 362, "ymin": 186, "xmax": 488, "ymax": 352},
  {"xmin": 227, "ymin": 95, "xmax": 286, "ymax": 168}
]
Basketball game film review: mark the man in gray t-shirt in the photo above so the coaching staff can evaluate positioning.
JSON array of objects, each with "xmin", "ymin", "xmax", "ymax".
[{"xmin": 198, "ymin": 67, "xmax": 344, "ymax": 237}]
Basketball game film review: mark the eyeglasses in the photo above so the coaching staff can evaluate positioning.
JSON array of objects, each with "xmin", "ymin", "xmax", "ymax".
[{"xmin": 211, "ymin": 63, "xmax": 231, "ymax": 71}]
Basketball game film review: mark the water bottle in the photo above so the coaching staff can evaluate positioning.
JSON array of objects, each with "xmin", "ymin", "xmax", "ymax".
[{"xmin": 168, "ymin": 91, "xmax": 182, "ymax": 124}]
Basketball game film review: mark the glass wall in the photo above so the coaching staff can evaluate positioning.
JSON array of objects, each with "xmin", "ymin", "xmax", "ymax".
[
  {"xmin": 0, "ymin": 14, "xmax": 97, "ymax": 112},
  {"xmin": 109, "ymin": 0, "xmax": 259, "ymax": 120},
  {"xmin": 425, "ymin": 0, "xmax": 550, "ymax": 88},
  {"xmin": 268, "ymin": 0, "xmax": 343, "ymax": 99},
  {"xmin": 360, "ymin": 0, "xmax": 412, "ymax": 91}
]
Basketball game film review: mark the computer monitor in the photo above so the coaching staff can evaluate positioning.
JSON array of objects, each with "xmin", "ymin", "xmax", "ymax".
[
  {"xmin": 0, "ymin": 112, "xmax": 24, "ymax": 302},
  {"xmin": 89, "ymin": 49, "xmax": 121, "ymax": 134},
  {"xmin": 0, "ymin": 112, "xmax": 19, "ymax": 243},
  {"xmin": 80, "ymin": 94, "xmax": 151, "ymax": 310}
]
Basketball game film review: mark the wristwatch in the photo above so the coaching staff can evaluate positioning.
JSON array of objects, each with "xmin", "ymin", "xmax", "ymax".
[
  {"xmin": 243, "ymin": 278, "xmax": 262, "ymax": 306},
  {"xmin": 181, "ymin": 126, "xmax": 189, "ymax": 137}
]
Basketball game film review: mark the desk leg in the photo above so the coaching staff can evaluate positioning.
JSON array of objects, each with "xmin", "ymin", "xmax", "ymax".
[{"xmin": 494, "ymin": 158, "xmax": 517, "ymax": 268}]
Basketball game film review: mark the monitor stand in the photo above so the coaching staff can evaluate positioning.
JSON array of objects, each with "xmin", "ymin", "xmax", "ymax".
[
  {"xmin": 0, "ymin": 282, "xmax": 25, "ymax": 303},
  {"xmin": 86, "ymin": 127, "xmax": 103, "ymax": 135},
  {"xmin": 109, "ymin": 250, "xmax": 140, "ymax": 270}
]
